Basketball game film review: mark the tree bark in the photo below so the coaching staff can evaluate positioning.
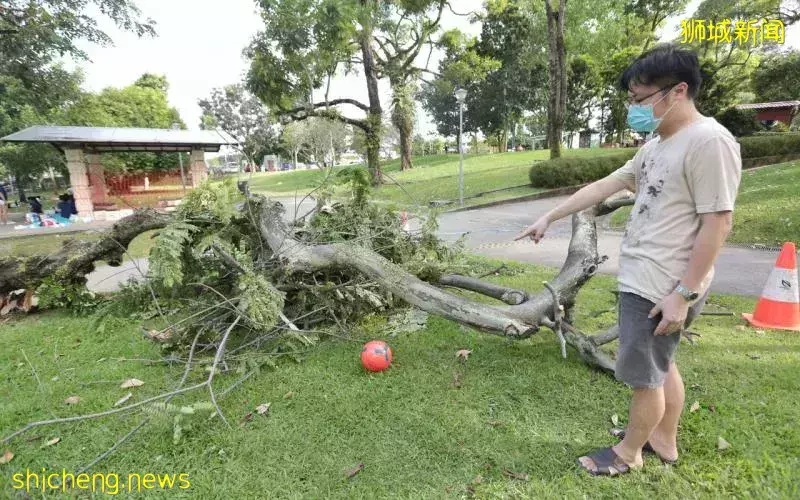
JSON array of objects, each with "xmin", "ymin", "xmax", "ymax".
[
  {"xmin": 360, "ymin": 12, "xmax": 384, "ymax": 185},
  {"xmin": 255, "ymin": 196, "xmax": 617, "ymax": 372},
  {"xmin": 0, "ymin": 209, "xmax": 170, "ymax": 295},
  {"xmin": 545, "ymin": 0, "xmax": 567, "ymax": 160},
  {"xmin": 394, "ymin": 107, "xmax": 414, "ymax": 171}
]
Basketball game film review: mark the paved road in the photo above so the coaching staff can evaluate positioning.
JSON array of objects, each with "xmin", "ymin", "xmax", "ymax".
[
  {"xmin": 435, "ymin": 196, "xmax": 787, "ymax": 297},
  {"xmin": 86, "ymin": 195, "xmax": 791, "ymax": 297}
]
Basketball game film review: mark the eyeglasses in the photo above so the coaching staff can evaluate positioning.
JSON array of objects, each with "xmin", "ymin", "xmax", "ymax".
[{"xmin": 625, "ymin": 84, "xmax": 676, "ymax": 107}]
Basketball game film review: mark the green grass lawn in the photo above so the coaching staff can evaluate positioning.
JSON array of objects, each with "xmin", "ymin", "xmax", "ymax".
[
  {"xmin": 609, "ymin": 161, "xmax": 800, "ymax": 246},
  {"xmin": 2, "ymin": 259, "xmax": 797, "ymax": 498},
  {"xmin": 247, "ymin": 148, "xmax": 632, "ymax": 209},
  {"xmin": 0, "ymin": 230, "xmax": 157, "ymax": 259}
]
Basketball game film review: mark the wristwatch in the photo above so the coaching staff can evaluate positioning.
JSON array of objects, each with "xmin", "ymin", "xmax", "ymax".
[{"xmin": 674, "ymin": 283, "xmax": 699, "ymax": 302}]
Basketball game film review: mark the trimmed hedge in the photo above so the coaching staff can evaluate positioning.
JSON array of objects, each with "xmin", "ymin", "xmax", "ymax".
[
  {"xmin": 528, "ymin": 149, "xmax": 637, "ymax": 189},
  {"xmin": 737, "ymin": 133, "xmax": 800, "ymax": 159},
  {"xmin": 529, "ymin": 134, "xmax": 800, "ymax": 189}
]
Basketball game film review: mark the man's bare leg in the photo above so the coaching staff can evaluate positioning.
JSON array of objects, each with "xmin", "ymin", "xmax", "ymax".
[
  {"xmin": 647, "ymin": 362, "xmax": 682, "ymax": 461},
  {"xmin": 579, "ymin": 386, "xmax": 664, "ymax": 471}
]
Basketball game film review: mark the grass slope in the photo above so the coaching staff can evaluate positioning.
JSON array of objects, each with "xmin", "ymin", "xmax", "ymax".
[
  {"xmin": 1, "ymin": 260, "xmax": 798, "ymax": 498},
  {"xmin": 609, "ymin": 161, "xmax": 800, "ymax": 246},
  {"xmin": 247, "ymin": 149, "xmax": 630, "ymax": 209}
]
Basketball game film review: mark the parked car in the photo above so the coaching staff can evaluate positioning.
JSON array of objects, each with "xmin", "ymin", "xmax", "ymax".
[
  {"xmin": 280, "ymin": 162, "xmax": 292, "ymax": 171},
  {"xmin": 221, "ymin": 163, "xmax": 239, "ymax": 174}
]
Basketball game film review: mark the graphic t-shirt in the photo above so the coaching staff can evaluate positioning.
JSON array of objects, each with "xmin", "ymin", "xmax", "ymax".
[{"xmin": 609, "ymin": 116, "xmax": 742, "ymax": 303}]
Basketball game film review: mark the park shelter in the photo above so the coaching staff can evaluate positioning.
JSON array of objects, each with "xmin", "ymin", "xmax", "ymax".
[
  {"xmin": 735, "ymin": 101, "xmax": 800, "ymax": 127},
  {"xmin": 0, "ymin": 126, "xmax": 236, "ymax": 217}
]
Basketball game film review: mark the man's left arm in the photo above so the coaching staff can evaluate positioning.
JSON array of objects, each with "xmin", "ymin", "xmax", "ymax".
[
  {"xmin": 650, "ymin": 212, "xmax": 732, "ymax": 335},
  {"xmin": 650, "ymin": 134, "xmax": 742, "ymax": 335}
]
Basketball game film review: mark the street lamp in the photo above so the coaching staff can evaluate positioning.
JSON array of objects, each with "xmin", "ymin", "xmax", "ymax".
[
  {"xmin": 172, "ymin": 123, "xmax": 187, "ymax": 192},
  {"xmin": 454, "ymin": 88, "xmax": 468, "ymax": 206}
]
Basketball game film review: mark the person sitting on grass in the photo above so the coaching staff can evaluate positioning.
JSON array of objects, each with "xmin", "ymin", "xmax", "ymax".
[
  {"xmin": 515, "ymin": 44, "xmax": 741, "ymax": 476},
  {"xmin": 56, "ymin": 193, "xmax": 77, "ymax": 220}
]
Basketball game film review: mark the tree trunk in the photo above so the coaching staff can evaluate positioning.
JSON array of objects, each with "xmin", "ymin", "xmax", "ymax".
[
  {"xmin": 0, "ymin": 209, "xmax": 170, "ymax": 295},
  {"xmin": 545, "ymin": 0, "xmax": 567, "ymax": 160},
  {"xmin": 360, "ymin": 19, "xmax": 383, "ymax": 185},
  {"xmin": 255, "ymin": 194, "xmax": 635, "ymax": 372}
]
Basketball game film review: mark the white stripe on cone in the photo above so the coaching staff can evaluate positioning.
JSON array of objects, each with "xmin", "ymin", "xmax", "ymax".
[{"xmin": 760, "ymin": 267, "xmax": 800, "ymax": 303}]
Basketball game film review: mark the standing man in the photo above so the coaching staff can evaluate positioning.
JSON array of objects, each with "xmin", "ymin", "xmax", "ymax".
[{"xmin": 515, "ymin": 44, "xmax": 741, "ymax": 475}]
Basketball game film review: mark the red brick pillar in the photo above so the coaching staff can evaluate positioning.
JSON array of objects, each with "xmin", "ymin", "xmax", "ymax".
[
  {"xmin": 190, "ymin": 149, "xmax": 208, "ymax": 188},
  {"xmin": 64, "ymin": 148, "xmax": 93, "ymax": 217},
  {"xmin": 85, "ymin": 153, "xmax": 107, "ymax": 205}
]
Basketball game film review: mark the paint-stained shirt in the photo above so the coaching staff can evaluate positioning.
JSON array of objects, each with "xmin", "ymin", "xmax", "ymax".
[{"xmin": 609, "ymin": 116, "xmax": 742, "ymax": 304}]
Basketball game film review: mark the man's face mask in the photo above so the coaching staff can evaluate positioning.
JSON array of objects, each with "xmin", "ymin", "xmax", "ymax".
[{"xmin": 626, "ymin": 85, "xmax": 678, "ymax": 133}]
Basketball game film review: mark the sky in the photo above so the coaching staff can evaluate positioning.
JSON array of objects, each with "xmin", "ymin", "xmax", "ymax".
[{"xmin": 68, "ymin": 0, "xmax": 800, "ymax": 137}]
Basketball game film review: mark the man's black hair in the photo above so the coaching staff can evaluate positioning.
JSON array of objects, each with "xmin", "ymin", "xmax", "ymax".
[{"xmin": 619, "ymin": 44, "xmax": 703, "ymax": 98}]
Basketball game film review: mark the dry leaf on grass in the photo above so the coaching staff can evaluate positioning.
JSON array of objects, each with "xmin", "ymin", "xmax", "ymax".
[
  {"xmin": 487, "ymin": 420, "xmax": 503, "ymax": 427},
  {"xmin": 709, "ymin": 405, "xmax": 717, "ymax": 412},
  {"xmin": 345, "ymin": 463, "xmax": 364, "ymax": 478},
  {"xmin": 455, "ymin": 349, "xmax": 472, "ymax": 361},
  {"xmin": 64, "ymin": 396, "xmax": 81, "ymax": 405},
  {"xmin": 610, "ymin": 413, "xmax": 620, "ymax": 427},
  {"xmin": 502, "ymin": 469, "xmax": 530, "ymax": 481},
  {"xmin": 239, "ymin": 412, "xmax": 253, "ymax": 427},
  {"xmin": 283, "ymin": 391, "xmax": 294, "ymax": 400},
  {"xmin": 0, "ymin": 450, "xmax": 13, "ymax": 465},
  {"xmin": 452, "ymin": 372, "xmax": 462, "ymax": 388},
  {"xmin": 114, "ymin": 393, "xmax": 133, "ymax": 407},
  {"xmin": 717, "ymin": 436, "xmax": 731, "ymax": 451},
  {"xmin": 256, "ymin": 403, "xmax": 271, "ymax": 416},
  {"xmin": 44, "ymin": 437, "xmax": 60, "ymax": 447},
  {"xmin": 690, "ymin": 401, "xmax": 700, "ymax": 413},
  {"xmin": 120, "ymin": 378, "xmax": 144, "ymax": 389}
]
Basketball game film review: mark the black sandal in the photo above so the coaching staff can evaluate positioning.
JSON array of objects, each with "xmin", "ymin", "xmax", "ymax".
[
  {"xmin": 577, "ymin": 447, "xmax": 636, "ymax": 476},
  {"xmin": 609, "ymin": 428, "xmax": 678, "ymax": 465}
]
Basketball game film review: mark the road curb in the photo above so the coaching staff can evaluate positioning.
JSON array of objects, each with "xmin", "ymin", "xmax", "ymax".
[{"xmin": 446, "ymin": 184, "xmax": 589, "ymax": 213}]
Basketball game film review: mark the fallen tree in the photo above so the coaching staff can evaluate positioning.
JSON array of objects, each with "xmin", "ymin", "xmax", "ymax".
[{"xmin": 1, "ymin": 176, "xmax": 636, "ymax": 452}]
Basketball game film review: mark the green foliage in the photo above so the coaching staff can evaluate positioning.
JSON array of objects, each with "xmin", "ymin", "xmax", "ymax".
[
  {"xmin": 752, "ymin": 50, "xmax": 800, "ymax": 102},
  {"xmin": 715, "ymin": 107, "xmax": 764, "ymax": 137},
  {"xmin": 237, "ymin": 273, "xmax": 285, "ymax": 330},
  {"xmin": 737, "ymin": 133, "xmax": 800, "ymax": 159},
  {"xmin": 35, "ymin": 277, "xmax": 103, "ymax": 315},
  {"xmin": 198, "ymin": 83, "xmax": 278, "ymax": 163},
  {"xmin": 149, "ymin": 221, "xmax": 200, "ymax": 288},
  {"xmin": 141, "ymin": 401, "xmax": 216, "ymax": 445},
  {"xmin": 528, "ymin": 150, "xmax": 638, "ymax": 188}
]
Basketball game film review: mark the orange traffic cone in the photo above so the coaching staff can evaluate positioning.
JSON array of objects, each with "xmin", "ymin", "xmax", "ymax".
[{"xmin": 742, "ymin": 242, "xmax": 800, "ymax": 331}]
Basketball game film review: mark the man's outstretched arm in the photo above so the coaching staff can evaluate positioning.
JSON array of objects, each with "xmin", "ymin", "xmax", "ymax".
[{"xmin": 514, "ymin": 175, "xmax": 632, "ymax": 243}]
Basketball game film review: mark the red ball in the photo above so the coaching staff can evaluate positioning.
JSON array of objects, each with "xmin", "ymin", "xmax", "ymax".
[{"xmin": 361, "ymin": 340, "xmax": 392, "ymax": 372}]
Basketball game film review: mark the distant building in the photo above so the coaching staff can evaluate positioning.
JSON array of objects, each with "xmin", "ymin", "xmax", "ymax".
[{"xmin": 735, "ymin": 101, "xmax": 800, "ymax": 127}]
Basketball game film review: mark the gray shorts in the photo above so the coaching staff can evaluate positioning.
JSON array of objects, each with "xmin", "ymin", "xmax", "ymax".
[{"xmin": 614, "ymin": 291, "xmax": 707, "ymax": 388}]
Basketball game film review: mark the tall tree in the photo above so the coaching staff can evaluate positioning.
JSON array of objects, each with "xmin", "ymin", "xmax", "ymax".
[
  {"xmin": 280, "ymin": 122, "xmax": 309, "ymax": 170},
  {"xmin": 247, "ymin": 0, "xmax": 453, "ymax": 182},
  {"xmin": 564, "ymin": 54, "xmax": 601, "ymax": 144},
  {"xmin": 198, "ymin": 84, "xmax": 278, "ymax": 165},
  {"xmin": 544, "ymin": 0, "xmax": 567, "ymax": 159},
  {"xmin": 751, "ymin": 50, "xmax": 800, "ymax": 102},
  {"xmin": 57, "ymin": 74, "xmax": 186, "ymax": 173},
  {"xmin": 372, "ymin": 0, "xmax": 447, "ymax": 171},
  {"xmin": 247, "ymin": 0, "xmax": 382, "ymax": 183},
  {"xmin": 0, "ymin": 0, "xmax": 156, "ymax": 188},
  {"xmin": 420, "ymin": 29, "xmax": 500, "ymax": 148}
]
